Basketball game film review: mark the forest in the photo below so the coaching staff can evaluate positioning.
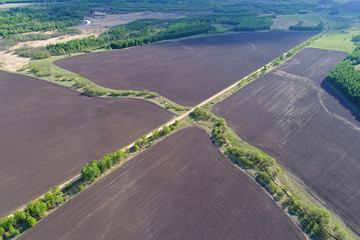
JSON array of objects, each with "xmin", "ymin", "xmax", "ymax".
[{"xmin": 326, "ymin": 39, "xmax": 360, "ymax": 108}]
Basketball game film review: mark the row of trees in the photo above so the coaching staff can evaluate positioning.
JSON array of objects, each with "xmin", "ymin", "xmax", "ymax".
[
  {"xmin": 0, "ymin": 187, "xmax": 64, "ymax": 239},
  {"xmin": 232, "ymin": 16, "xmax": 273, "ymax": 31},
  {"xmin": 81, "ymin": 120, "xmax": 179, "ymax": 182},
  {"xmin": 189, "ymin": 107, "xmax": 347, "ymax": 239},
  {"xmin": 0, "ymin": 119, "xmax": 180, "ymax": 239},
  {"xmin": 289, "ymin": 22, "xmax": 324, "ymax": 31}
]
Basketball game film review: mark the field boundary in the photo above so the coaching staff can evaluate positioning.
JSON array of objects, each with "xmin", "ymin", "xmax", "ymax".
[
  {"xmin": 5, "ymin": 32, "xmax": 321, "ymax": 218},
  {"xmin": 4, "ymin": 32, "xmax": 344, "ymax": 240}
]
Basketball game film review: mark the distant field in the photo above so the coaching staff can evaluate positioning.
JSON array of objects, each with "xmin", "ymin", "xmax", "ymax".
[
  {"xmin": 277, "ymin": 13, "xmax": 321, "ymax": 23},
  {"xmin": 19, "ymin": 127, "xmax": 306, "ymax": 240},
  {"xmin": 213, "ymin": 48, "xmax": 360, "ymax": 235},
  {"xmin": 55, "ymin": 31, "xmax": 317, "ymax": 107},
  {"xmin": 0, "ymin": 70, "xmax": 173, "ymax": 218},
  {"xmin": 309, "ymin": 30, "xmax": 360, "ymax": 53},
  {"xmin": 271, "ymin": 14, "xmax": 320, "ymax": 30},
  {"xmin": 0, "ymin": 2, "xmax": 37, "ymax": 10}
]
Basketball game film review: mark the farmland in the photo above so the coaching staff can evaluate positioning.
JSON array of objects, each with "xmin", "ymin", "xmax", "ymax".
[
  {"xmin": 0, "ymin": 70, "xmax": 173, "ymax": 218},
  {"xmin": 19, "ymin": 127, "xmax": 306, "ymax": 240},
  {"xmin": 54, "ymin": 31, "xmax": 317, "ymax": 107},
  {"xmin": 212, "ymin": 48, "xmax": 360, "ymax": 234}
]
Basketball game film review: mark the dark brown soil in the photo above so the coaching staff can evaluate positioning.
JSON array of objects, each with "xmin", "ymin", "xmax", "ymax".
[
  {"xmin": 213, "ymin": 48, "xmax": 360, "ymax": 235},
  {"xmin": 55, "ymin": 31, "xmax": 317, "ymax": 107},
  {"xmin": 0, "ymin": 70, "xmax": 173, "ymax": 218},
  {"xmin": 19, "ymin": 127, "xmax": 306, "ymax": 240}
]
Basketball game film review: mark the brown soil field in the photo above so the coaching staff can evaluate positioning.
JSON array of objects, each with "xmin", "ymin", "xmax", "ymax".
[
  {"xmin": 0, "ymin": 70, "xmax": 173, "ymax": 218},
  {"xmin": 212, "ymin": 48, "xmax": 360, "ymax": 235},
  {"xmin": 19, "ymin": 127, "xmax": 306, "ymax": 240},
  {"xmin": 55, "ymin": 31, "xmax": 317, "ymax": 107}
]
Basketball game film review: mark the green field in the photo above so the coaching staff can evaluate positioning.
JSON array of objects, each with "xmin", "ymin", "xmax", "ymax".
[
  {"xmin": 309, "ymin": 29, "xmax": 360, "ymax": 53},
  {"xmin": 277, "ymin": 13, "xmax": 321, "ymax": 23}
]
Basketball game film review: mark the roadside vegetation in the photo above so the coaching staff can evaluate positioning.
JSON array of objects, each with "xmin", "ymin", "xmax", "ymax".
[
  {"xmin": 0, "ymin": 119, "xmax": 182, "ymax": 240},
  {"xmin": 325, "ymin": 35, "xmax": 360, "ymax": 108},
  {"xmin": 0, "ymin": 186, "xmax": 64, "ymax": 239},
  {"xmin": 189, "ymin": 107, "xmax": 352, "ymax": 240}
]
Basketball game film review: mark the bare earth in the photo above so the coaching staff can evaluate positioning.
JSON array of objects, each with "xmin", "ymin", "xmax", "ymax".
[
  {"xmin": 19, "ymin": 127, "xmax": 306, "ymax": 240},
  {"xmin": 55, "ymin": 31, "xmax": 317, "ymax": 107},
  {"xmin": 212, "ymin": 48, "xmax": 360, "ymax": 235},
  {"xmin": 0, "ymin": 70, "xmax": 173, "ymax": 217}
]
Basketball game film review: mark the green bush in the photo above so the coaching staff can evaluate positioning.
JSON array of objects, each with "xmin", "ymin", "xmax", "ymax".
[
  {"xmin": 81, "ymin": 160, "xmax": 101, "ymax": 182},
  {"xmin": 161, "ymin": 125, "xmax": 171, "ymax": 135},
  {"xmin": 27, "ymin": 200, "xmax": 47, "ymax": 218},
  {"xmin": 13, "ymin": 210, "xmax": 26, "ymax": 223},
  {"xmin": 26, "ymin": 216, "xmax": 36, "ymax": 227}
]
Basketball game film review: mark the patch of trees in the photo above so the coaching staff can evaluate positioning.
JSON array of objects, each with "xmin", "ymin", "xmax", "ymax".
[
  {"xmin": 232, "ymin": 16, "xmax": 273, "ymax": 31},
  {"xmin": 289, "ymin": 21, "xmax": 323, "ymax": 31},
  {"xmin": 326, "ymin": 61, "xmax": 360, "ymax": 108},
  {"xmin": 351, "ymin": 34, "xmax": 360, "ymax": 44},
  {"xmin": 0, "ymin": 4, "xmax": 89, "ymax": 37},
  {"xmin": 0, "ymin": 186, "xmax": 64, "ymax": 239}
]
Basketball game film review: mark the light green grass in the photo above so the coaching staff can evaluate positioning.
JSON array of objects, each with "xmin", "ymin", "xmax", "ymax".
[
  {"xmin": 309, "ymin": 29, "xmax": 360, "ymax": 53},
  {"xmin": 0, "ymin": 2, "xmax": 37, "ymax": 10},
  {"xmin": 277, "ymin": 13, "xmax": 321, "ymax": 23},
  {"xmin": 212, "ymin": 24, "xmax": 231, "ymax": 33}
]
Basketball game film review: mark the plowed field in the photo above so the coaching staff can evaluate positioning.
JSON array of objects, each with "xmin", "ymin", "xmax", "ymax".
[
  {"xmin": 19, "ymin": 127, "xmax": 305, "ymax": 240},
  {"xmin": 55, "ymin": 31, "xmax": 317, "ymax": 106},
  {"xmin": 213, "ymin": 48, "xmax": 360, "ymax": 234},
  {"xmin": 0, "ymin": 70, "xmax": 173, "ymax": 217}
]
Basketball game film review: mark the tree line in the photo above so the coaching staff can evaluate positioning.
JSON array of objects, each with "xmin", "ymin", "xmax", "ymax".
[
  {"xmin": 326, "ymin": 45, "xmax": 360, "ymax": 108},
  {"xmin": 0, "ymin": 119, "xmax": 180, "ymax": 239},
  {"xmin": 189, "ymin": 107, "xmax": 348, "ymax": 239},
  {"xmin": 17, "ymin": 18, "xmax": 215, "ymax": 59},
  {"xmin": 81, "ymin": 120, "xmax": 179, "ymax": 182},
  {"xmin": 0, "ymin": 187, "xmax": 64, "ymax": 239}
]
